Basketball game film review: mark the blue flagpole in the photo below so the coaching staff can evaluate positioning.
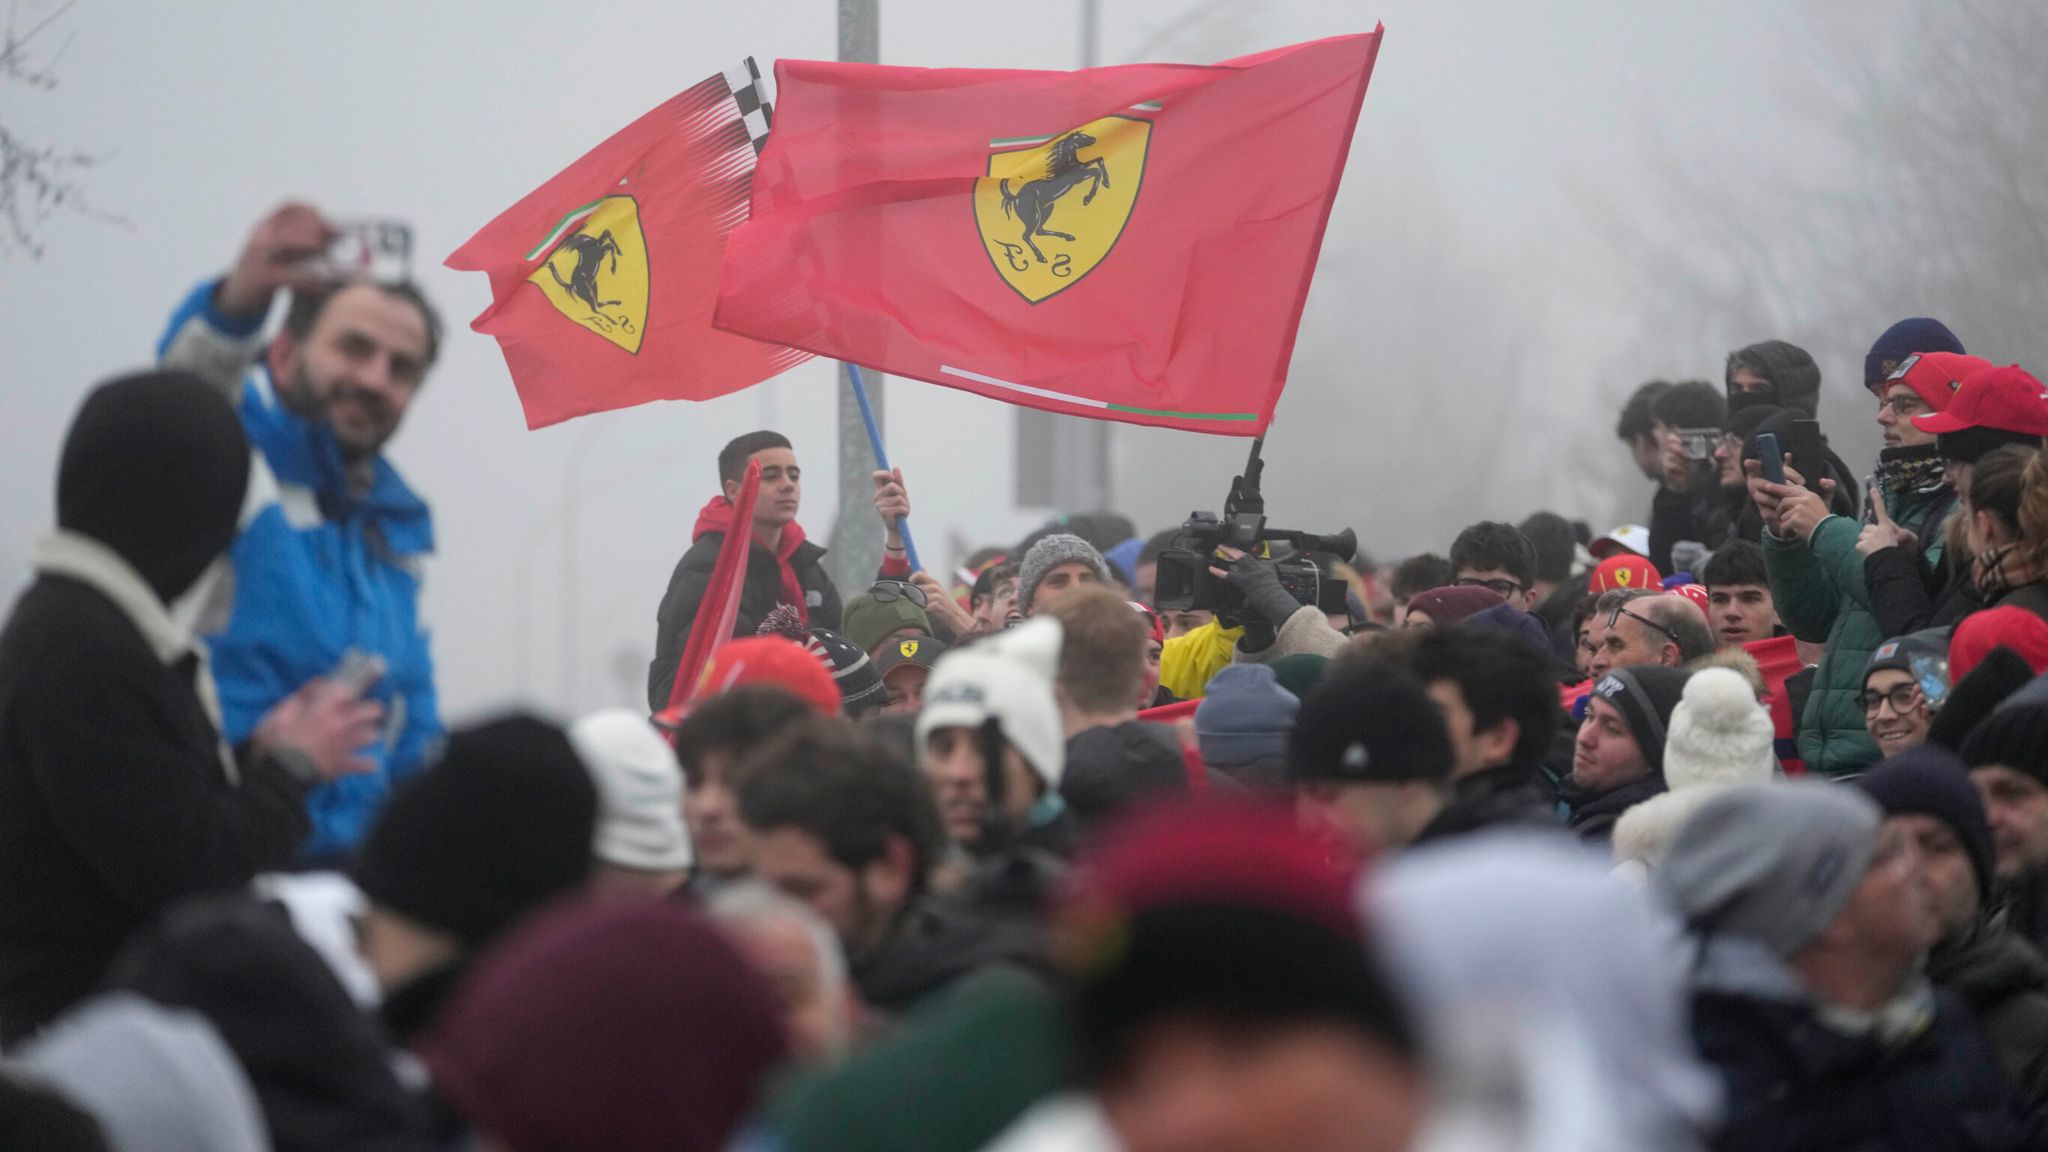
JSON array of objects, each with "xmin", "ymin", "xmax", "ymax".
[{"xmin": 847, "ymin": 363, "xmax": 921, "ymax": 573}]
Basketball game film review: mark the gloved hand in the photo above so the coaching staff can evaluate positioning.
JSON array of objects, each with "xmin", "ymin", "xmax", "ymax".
[{"xmin": 1225, "ymin": 554, "xmax": 1307, "ymax": 633}]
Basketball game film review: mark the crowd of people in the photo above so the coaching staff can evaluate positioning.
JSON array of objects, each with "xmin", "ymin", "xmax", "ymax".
[{"xmin": 9, "ymin": 205, "xmax": 2048, "ymax": 1152}]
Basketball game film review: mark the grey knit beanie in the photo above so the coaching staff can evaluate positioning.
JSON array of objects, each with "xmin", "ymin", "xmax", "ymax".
[
  {"xmin": 1018, "ymin": 533, "xmax": 1113, "ymax": 614},
  {"xmin": 1656, "ymin": 781, "xmax": 1880, "ymax": 956}
]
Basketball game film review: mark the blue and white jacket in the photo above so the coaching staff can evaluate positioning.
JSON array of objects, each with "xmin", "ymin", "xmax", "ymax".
[{"xmin": 158, "ymin": 280, "xmax": 441, "ymax": 858}]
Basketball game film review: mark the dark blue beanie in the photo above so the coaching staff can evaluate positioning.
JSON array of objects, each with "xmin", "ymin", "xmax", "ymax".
[
  {"xmin": 1459, "ymin": 603, "xmax": 1553, "ymax": 657},
  {"xmin": 1196, "ymin": 664, "xmax": 1299, "ymax": 766},
  {"xmin": 1857, "ymin": 744, "xmax": 1994, "ymax": 901},
  {"xmin": 1865, "ymin": 318, "xmax": 1964, "ymax": 391}
]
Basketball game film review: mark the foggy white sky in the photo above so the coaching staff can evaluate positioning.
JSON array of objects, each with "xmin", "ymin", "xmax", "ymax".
[{"xmin": 0, "ymin": 0, "xmax": 1894, "ymax": 720}]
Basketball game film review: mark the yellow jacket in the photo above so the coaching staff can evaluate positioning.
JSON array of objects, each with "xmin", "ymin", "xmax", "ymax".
[{"xmin": 1159, "ymin": 620, "xmax": 1242, "ymax": 700}]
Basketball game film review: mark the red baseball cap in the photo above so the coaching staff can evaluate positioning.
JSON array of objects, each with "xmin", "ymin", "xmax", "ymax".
[
  {"xmin": 1912, "ymin": 364, "xmax": 2048, "ymax": 437},
  {"xmin": 653, "ymin": 636, "xmax": 842, "ymax": 729},
  {"xmin": 1589, "ymin": 555, "xmax": 1661, "ymax": 595},
  {"xmin": 1880, "ymin": 351, "xmax": 1993, "ymax": 414}
]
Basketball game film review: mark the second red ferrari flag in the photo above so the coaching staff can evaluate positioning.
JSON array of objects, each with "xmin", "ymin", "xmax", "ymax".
[{"xmin": 713, "ymin": 32, "xmax": 1382, "ymax": 435}]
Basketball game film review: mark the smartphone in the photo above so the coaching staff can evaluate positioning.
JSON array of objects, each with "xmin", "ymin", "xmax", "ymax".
[
  {"xmin": 303, "ymin": 216, "xmax": 413, "ymax": 285},
  {"xmin": 1788, "ymin": 419, "xmax": 1827, "ymax": 493},
  {"xmin": 331, "ymin": 648, "xmax": 387, "ymax": 698},
  {"xmin": 1864, "ymin": 475, "xmax": 1880, "ymax": 525},
  {"xmin": 1757, "ymin": 433, "xmax": 1787, "ymax": 485}
]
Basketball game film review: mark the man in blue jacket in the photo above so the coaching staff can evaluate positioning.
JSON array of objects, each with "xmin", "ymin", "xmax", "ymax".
[{"xmin": 157, "ymin": 203, "xmax": 441, "ymax": 859}]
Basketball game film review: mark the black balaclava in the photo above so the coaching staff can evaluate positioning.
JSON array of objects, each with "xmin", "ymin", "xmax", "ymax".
[
  {"xmin": 56, "ymin": 370, "xmax": 249, "ymax": 604},
  {"xmin": 1726, "ymin": 341, "xmax": 1822, "ymax": 418}
]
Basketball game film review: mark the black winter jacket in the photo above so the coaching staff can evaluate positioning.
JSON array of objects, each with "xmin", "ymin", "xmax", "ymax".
[
  {"xmin": 1694, "ymin": 983, "xmax": 2040, "ymax": 1152},
  {"xmin": 0, "ymin": 575, "xmax": 310, "ymax": 1044},
  {"xmin": 647, "ymin": 530, "xmax": 844, "ymax": 710},
  {"xmin": 109, "ymin": 896, "xmax": 437, "ymax": 1152},
  {"xmin": 1417, "ymin": 763, "xmax": 1561, "ymax": 844}
]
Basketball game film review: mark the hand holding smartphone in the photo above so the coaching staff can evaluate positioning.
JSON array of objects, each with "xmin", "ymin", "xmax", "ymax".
[{"xmin": 1756, "ymin": 433, "xmax": 1787, "ymax": 485}]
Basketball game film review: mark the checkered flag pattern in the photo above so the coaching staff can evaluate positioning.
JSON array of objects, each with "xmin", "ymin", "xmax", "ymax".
[{"xmin": 724, "ymin": 57, "xmax": 774, "ymax": 155}]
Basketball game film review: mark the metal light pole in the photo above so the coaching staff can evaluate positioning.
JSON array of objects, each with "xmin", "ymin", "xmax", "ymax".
[
  {"xmin": 1014, "ymin": 0, "xmax": 1113, "ymax": 512},
  {"xmin": 830, "ymin": 0, "xmax": 886, "ymax": 595}
]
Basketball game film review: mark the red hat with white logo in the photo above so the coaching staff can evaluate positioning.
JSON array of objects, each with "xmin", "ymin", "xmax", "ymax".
[
  {"xmin": 1912, "ymin": 364, "xmax": 2048, "ymax": 437},
  {"xmin": 1589, "ymin": 554, "xmax": 1661, "ymax": 595},
  {"xmin": 1881, "ymin": 352, "xmax": 1993, "ymax": 414}
]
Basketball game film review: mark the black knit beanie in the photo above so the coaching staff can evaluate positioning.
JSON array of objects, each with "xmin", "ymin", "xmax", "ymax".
[
  {"xmin": 57, "ymin": 369, "xmax": 249, "ymax": 602},
  {"xmin": 354, "ymin": 715, "xmax": 598, "ymax": 948},
  {"xmin": 1964, "ymin": 701, "xmax": 2048, "ymax": 787},
  {"xmin": 1858, "ymin": 746, "xmax": 1996, "ymax": 901},
  {"xmin": 1290, "ymin": 661, "xmax": 1453, "ymax": 783},
  {"xmin": 1589, "ymin": 666, "xmax": 1691, "ymax": 774}
]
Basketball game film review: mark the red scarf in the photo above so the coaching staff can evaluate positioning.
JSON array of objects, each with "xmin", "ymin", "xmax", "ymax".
[{"xmin": 693, "ymin": 495, "xmax": 810, "ymax": 623}]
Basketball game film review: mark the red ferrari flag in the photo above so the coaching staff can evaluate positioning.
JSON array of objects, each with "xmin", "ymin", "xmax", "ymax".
[
  {"xmin": 713, "ymin": 32, "xmax": 1381, "ymax": 436},
  {"xmin": 449, "ymin": 60, "xmax": 809, "ymax": 429},
  {"xmin": 660, "ymin": 460, "xmax": 762, "ymax": 718}
]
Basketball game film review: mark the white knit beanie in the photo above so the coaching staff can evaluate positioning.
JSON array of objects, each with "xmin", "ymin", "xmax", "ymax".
[
  {"xmin": 570, "ymin": 709, "xmax": 693, "ymax": 872},
  {"xmin": 915, "ymin": 617, "xmax": 1066, "ymax": 787},
  {"xmin": 1660, "ymin": 667, "xmax": 1776, "ymax": 790}
]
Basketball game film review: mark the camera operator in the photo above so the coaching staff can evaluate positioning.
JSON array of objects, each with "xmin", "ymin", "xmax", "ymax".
[{"xmin": 1156, "ymin": 546, "xmax": 1347, "ymax": 699}]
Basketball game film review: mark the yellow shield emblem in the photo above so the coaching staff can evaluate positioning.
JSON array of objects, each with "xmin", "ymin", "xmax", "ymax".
[
  {"xmin": 973, "ymin": 114, "xmax": 1150, "ymax": 303},
  {"xmin": 528, "ymin": 194, "xmax": 650, "ymax": 354}
]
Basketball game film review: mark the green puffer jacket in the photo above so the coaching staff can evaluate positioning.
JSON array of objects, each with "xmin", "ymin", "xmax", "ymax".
[
  {"xmin": 1762, "ymin": 480, "xmax": 1951, "ymax": 777},
  {"xmin": 1928, "ymin": 920, "xmax": 2048, "ymax": 1107},
  {"xmin": 1763, "ymin": 515, "xmax": 1883, "ymax": 776}
]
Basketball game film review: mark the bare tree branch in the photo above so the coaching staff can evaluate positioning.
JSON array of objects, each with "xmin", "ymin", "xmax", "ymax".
[{"xmin": 1, "ymin": 0, "xmax": 114, "ymax": 261}]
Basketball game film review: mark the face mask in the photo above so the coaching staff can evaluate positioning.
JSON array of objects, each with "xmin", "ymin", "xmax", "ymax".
[{"xmin": 1726, "ymin": 384, "xmax": 1780, "ymax": 416}]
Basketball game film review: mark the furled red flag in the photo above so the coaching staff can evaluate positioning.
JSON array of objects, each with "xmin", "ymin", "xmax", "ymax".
[
  {"xmin": 658, "ymin": 460, "xmax": 763, "ymax": 721},
  {"xmin": 1744, "ymin": 634, "xmax": 1808, "ymax": 776},
  {"xmin": 713, "ymin": 32, "xmax": 1382, "ymax": 436},
  {"xmin": 449, "ymin": 60, "xmax": 810, "ymax": 429}
]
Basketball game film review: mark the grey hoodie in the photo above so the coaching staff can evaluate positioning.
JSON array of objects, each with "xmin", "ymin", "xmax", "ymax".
[{"xmin": 1369, "ymin": 831, "xmax": 1722, "ymax": 1152}]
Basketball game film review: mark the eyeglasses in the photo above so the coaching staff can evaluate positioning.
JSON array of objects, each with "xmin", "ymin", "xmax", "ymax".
[
  {"xmin": 1605, "ymin": 604, "xmax": 1681, "ymax": 647},
  {"xmin": 869, "ymin": 580, "xmax": 928, "ymax": 608},
  {"xmin": 1860, "ymin": 684, "xmax": 1923, "ymax": 716},
  {"xmin": 1454, "ymin": 576, "xmax": 1522, "ymax": 598}
]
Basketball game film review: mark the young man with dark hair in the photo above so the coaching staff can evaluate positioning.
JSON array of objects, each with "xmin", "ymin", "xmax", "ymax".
[
  {"xmin": 739, "ymin": 722, "xmax": 940, "ymax": 998},
  {"xmin": 741, "ymin": 719, "xmax": 1040, "ymax": 1014},
  {"xmin": 1404, "ymin": 627, "xmax": 1563, "ymax": 834},
  {"xmin": 649, "ymin": 431, "xmax": 910, "ymax": 708},
  {"xmin": 672, "ymin": 686, "xmax": 818, "ymax": 893},
  {"xmin": 1448, "ymin": 522, "xmax": 1538, "ymax": 611},
  {"xmin": 155, "ymin": 203, "xmax": 447, "ymax": 860},
  {"xmin": 1520, "ymin": 511, "xmax": 1589, "ymax": 664},
  {"xmin": 1647, "ymin": 380, "xmax": 1729, "ymax": 574},
  {"xmin": 1700, "ymin": 539, "xmax": 1781, "ymax": 648},
  {"xmin": 1290, "ymin": 660, "xmax": 1459, "ymax": 855},
  {"xmin": 1617, "ymin": 380, "xmax": 1674, "ymax": 481},
  {"xmin": 1389, "ymin": 553, "xmax": 1454, "ymax": 613}
]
